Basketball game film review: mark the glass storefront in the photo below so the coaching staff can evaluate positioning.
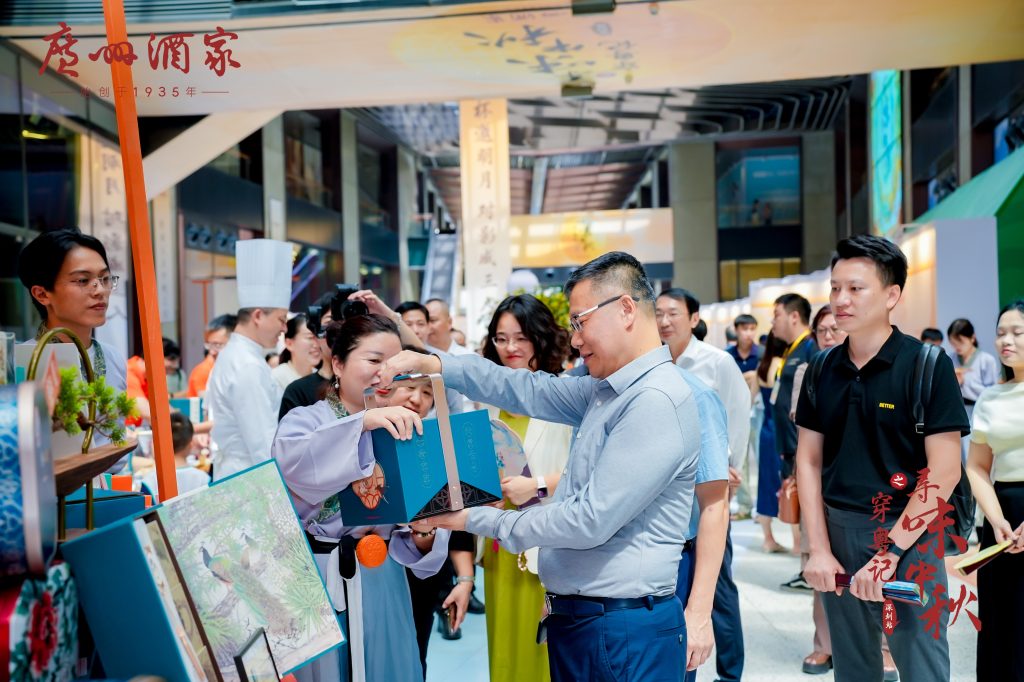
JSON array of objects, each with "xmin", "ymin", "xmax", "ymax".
[
  {"xmin": 0, "ymin": 42, "xmax": 121, "ymax": 341},
  {"xmin": 716, "ymin": 144, "xmax": 801, "ymax": 228},
  {"xmin": 719, "ymin": 257, "xmax": 802, "ymax": 301}
]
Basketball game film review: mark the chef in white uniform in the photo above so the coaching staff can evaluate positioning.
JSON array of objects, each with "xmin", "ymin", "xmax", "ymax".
[{"xmin": 206, "ymin": 239, "xmax": 291, "ymax": 480}]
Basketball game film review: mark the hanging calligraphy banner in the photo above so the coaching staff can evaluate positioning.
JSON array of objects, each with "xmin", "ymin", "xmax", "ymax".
[
  {"xmin": 78, "ymin": 136, "xmax": 130, "ymax": 360},
  {"xmin": 459, "ymin": 98, "xmax": 511, "ymax": 345}
]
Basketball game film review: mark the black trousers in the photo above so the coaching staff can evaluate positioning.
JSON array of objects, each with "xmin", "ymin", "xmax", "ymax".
[
  {"xmin": 405, "ymin": 530, "xmax": 475, "ymax": 676},
  {"xmin": 977, "ymin": 481, "xmax": 1024, "ymax": 682},
  {"xmin": 407, "ymin": 561, "xmax": 455, "ymax": 677}
]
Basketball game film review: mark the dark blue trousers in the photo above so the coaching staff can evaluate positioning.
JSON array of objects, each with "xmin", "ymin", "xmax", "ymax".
[
  {"xmin": 676, "ymin": 528, "xmax": 744, "ymax": 682},
  {"xmin": 547, "ymin": 596, "xmax": 686, "ymax": 681}
]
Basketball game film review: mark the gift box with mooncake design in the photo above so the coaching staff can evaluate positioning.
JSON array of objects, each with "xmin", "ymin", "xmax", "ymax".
[{"xmin": 337, "ymin": 374, "xmax": 502, "ymax": 526}]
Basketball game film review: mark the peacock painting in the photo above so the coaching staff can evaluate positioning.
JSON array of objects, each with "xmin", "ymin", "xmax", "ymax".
[{"xmin": 157, "ymin": 461, "xmax": 343, "ymax": 681}]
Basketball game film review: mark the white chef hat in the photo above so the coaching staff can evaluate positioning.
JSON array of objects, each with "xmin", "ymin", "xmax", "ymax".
[{"xmin": 235, "ymin": 239, "xmax": 293, "ymax": 310}]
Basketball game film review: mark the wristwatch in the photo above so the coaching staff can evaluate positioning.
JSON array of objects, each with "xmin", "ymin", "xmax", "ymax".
[
  {"xmin": 536, "ymin": 476, "xmax": 548, "ymax": 499},
  {"xmin": 456, "ymin": 576, "xmax": 475, "ymax": 584}
]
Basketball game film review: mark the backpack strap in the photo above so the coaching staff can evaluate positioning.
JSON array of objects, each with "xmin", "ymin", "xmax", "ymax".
[
  {"xmin": 912, "ymin": 344, "xmax": 941, "ymax": 435},
  {"xmin": 804, "ymin": 345, "xmax": 838, "ymax": 412}
]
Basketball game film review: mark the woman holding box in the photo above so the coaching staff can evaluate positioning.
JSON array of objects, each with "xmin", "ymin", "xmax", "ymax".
[
  {"xmin": 966, "ymin": 300, "xmax": 1024, "ymax": 682},
  {"xmin": 273, "ymin": 313, "xmax": 455, "ymax": 682},
  {"xmin": 479, "ymin": 294, "xmax": 573, "ymax": 682}
]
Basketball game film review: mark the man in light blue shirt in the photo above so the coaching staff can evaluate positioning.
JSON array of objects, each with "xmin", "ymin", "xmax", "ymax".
[
  {"xmin": 675, "ymin": 371, "xmax": 731, "ymax": 674},
  {"xmin": 382, "ymin": 252, "xmax": 702, "ymax": 682}
]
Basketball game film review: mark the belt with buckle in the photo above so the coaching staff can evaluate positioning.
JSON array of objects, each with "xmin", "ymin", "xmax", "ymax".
[{"xmin": 544, "ymin": 592, "xmax": 676, "ymax": 616}]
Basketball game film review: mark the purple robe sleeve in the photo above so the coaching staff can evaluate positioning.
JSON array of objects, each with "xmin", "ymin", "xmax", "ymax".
[
  {"xmin": 272, "ymin": 403, "xmax": 377, "ymax": 506},
  {"xmin": 389, "ymin": 528, "xmax": 452, "ymax": 578}
]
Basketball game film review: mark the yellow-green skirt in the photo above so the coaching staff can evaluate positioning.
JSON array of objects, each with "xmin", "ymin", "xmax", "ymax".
[{"xmin": 482, "ymin": 544, "xmax": 550, "ymax": 682}]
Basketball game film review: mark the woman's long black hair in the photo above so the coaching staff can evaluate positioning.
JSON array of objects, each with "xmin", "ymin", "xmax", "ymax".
[
  {"xmin": 756, "ymin": 331, "xmax": 788, "ymax": 383},
  {"xmin": 482, "ymin": 294, "xmax": 570, "ymax": 374},
  {"xmin": 278, "ymin": 313, "xmax": 309, "ymax": 365}
]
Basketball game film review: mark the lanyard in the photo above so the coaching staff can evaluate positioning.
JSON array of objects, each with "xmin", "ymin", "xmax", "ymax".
[{"xmin": 775, "ymin": 329, "xmax": 811, "ymax": 379}]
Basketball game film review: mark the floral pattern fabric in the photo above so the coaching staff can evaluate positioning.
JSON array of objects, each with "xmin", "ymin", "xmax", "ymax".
[{"xmin": 3, "ymin": 562, "xmax": 78, "ymax": 681}]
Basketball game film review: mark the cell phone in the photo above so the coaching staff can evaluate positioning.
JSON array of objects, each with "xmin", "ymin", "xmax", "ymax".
[{"xmin": 444, "ymin": 606, "xmax": 458, "ymax": 632}]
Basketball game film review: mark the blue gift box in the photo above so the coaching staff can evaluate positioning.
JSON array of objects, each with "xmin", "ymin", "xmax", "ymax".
[
  {"xmin": 170, "ymin": 397, "xmax": 204, "ymax": 423},
  {"xmin": 61, "ymin": 511, "xmax": 219, "ymax": 681},
  {"xmin": 338, "ymin": 375, "xmax": 501, "ymax": 526},
  {"xmin": 65, "ymin": 486, "xmax": 147, "ymax": 529},
  {"xmin": 63, "ymin": 461, "xmax": 344, "ymax": 681}
]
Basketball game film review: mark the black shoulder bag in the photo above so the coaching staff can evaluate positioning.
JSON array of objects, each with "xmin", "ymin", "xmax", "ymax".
[{"xmin": 805, "ymin": 343, "xmax": 974, "ymax": 556}]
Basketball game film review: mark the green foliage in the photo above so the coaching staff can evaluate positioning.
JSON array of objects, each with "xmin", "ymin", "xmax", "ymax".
[
  {"xmin": 532, "ymin": 287, "xmax": 571, "ymax": 330},
  {"xmin": 277, "ymin": 537, "xmax": 331, "ymax": 635},
  {"xmin": 52, "ymin": 369, "xmax": 138, "ymax": 446},
  {"xmin": 196, "ymin": 607, "xmax": 238, "ymax": 662},
  {"xmin": 509, "ymin": 286, "xmax": 571, "ymax": 330},
  {"xmin": 56, "ymin": 367, "xmax": 83, "ymax": 436}
]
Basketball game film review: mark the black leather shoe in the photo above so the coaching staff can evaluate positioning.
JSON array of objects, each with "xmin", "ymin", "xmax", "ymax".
[
  {"xmin": 467, "ymin": 593, "xmax": 485, "ymax": 615},
  {"xmin": 436, "ymin": 612, "xmax": 462, "ymax": 640}
]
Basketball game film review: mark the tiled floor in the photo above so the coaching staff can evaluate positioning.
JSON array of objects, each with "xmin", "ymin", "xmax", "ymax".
[
  {"xmin": 425, "ymin": 566, "xmax": 490, "ymax": 682},
  {"xmin": 425, "ymin": 519, "xmax": 980, "ymax": 681}
]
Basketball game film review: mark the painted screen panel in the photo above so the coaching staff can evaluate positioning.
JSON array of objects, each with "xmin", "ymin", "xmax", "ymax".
[{"xmin": 871, "ymin": 70, "xmax": 903, "ymax": 235}]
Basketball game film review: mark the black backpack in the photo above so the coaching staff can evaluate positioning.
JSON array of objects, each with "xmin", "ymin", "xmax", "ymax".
[{"xmin": 804, "ymin": 342, "xmax": 975, "ymax": 556}]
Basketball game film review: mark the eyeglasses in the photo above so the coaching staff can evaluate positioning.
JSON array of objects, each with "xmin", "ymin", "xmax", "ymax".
[
  {"xmin": 569, "ymin": 294, "xmax": 638, "ymax": 333},
  {"xmin": 205, "ymin": 341, "xmax": 227, "ymax": 352},
  {"xmin": 492, "ymin": 334, "xmax": 530, "ymax": 348},
  {"xmin": 69, "ymin": 275, "xmax": 120, "ymax": 292},
  {"xmin": 816, "ymin": 326, "xmax": 841, "ymax": 337}
]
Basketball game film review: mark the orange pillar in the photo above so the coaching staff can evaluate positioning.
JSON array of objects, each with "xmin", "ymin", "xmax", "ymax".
[{"xmin": 101, "ymin": 0, "xmax": 178, "ymax": 501}]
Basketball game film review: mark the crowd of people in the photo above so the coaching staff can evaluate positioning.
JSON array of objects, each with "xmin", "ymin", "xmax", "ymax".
[{"xmin": 13, "ymin": 227, "xmax": 1024, "ymax": 682}]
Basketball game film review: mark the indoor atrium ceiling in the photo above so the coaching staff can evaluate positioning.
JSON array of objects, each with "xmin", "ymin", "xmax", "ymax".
[
  {"xmin": 361, "ymin": 78, "xmax": 850, "ymax": 216},
  {"xmin": 4, "ymin": 0, "xmax": 1022, "ymax": 117},
  {"xmin": 4, "ymin": 0, "xmax": 1021, "ymax": 215}
]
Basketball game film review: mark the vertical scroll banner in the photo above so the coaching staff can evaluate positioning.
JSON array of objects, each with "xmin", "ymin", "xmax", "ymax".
[{"xmin": 459, "ymin": 99, "xmax": 511, "ymax": 346}]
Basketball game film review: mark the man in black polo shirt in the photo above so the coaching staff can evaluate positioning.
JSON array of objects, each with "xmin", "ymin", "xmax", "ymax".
[{"xmin": 796, "ymin": 235, "xmax": 968, "ymax": 681}]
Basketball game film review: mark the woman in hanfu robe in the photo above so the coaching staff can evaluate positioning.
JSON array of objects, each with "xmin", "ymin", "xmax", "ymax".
[{"xmin": 274, "ymin": 314, "xmax": 454, "ymax": 682}]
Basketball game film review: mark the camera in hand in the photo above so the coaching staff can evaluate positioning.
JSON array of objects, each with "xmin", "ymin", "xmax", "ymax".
[
  {"xmin": 307, "ymin": 304, "xmax": 326, "ymax": 338},
  {"xmin": 306, "ymin": 285, "xmax": 368, "ymax": 339},
  {"xmin": 332, "ymin": 284, "xmax": 368, "ymax": 321}
]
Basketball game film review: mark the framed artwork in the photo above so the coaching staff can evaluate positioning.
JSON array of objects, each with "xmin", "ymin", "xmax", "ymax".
[
  {"xmin": 157, "ymin": 461, "xmax": 343, "ymax": 680},
  {"xmin": 234, "ymin": 628, "xmax": 280, "ymax": 682}
]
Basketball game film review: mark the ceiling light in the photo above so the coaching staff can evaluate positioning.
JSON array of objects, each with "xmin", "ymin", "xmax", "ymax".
[
  {"xmin": 571, "ymin": 0, "xmax": 616, "ymax": 14},
  {"xmin": 561, "ymin": 82, "xmax": 594, "ymax": 98}
]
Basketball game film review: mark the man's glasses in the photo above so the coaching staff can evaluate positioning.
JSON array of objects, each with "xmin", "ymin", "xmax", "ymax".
[
  {"xmin": 569, "ymin": 295, "xmax": 638, "ymax": 333},
  {"xmin": 69, "ymin": 275, "xmax": 120, "ymax": 292}
]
